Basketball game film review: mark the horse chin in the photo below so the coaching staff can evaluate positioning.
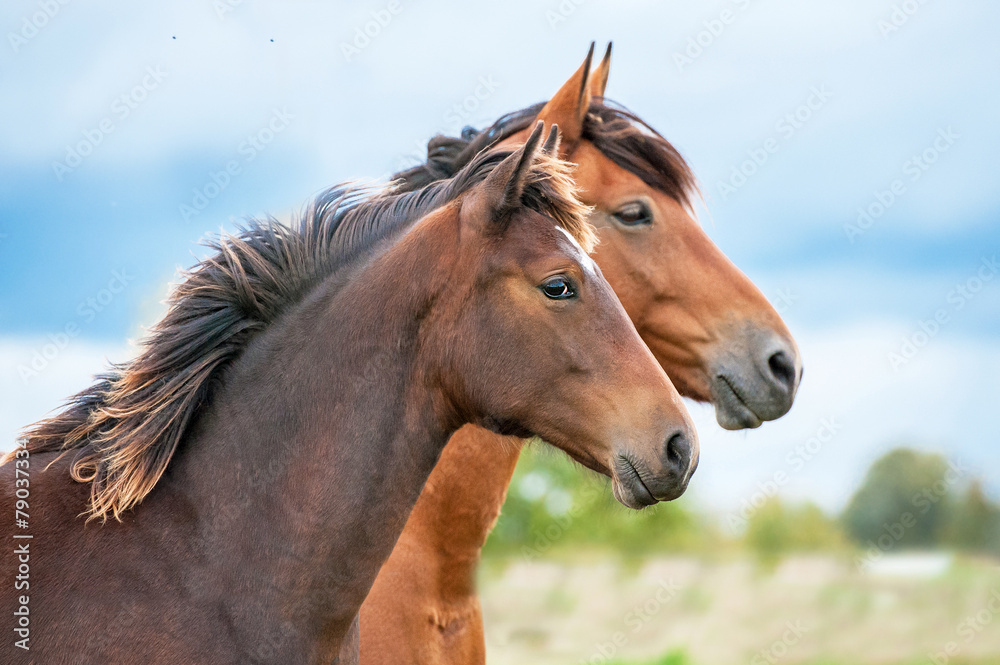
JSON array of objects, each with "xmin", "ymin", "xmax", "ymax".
[
  {"xmin": 611, "ymin": 458, "xmax": 659, "ymax": 510},
  {"xmin": 712, "ymin": 375, "xmax": 765, "ymax": 431}
]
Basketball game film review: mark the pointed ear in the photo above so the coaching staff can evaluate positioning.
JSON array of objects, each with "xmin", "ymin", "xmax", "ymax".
[
  {"xmin": 541, "ymin": 124, "xmax": 561, "ymax": 156},
  {"xmin": 474, "ymin": 121, "xmax": 546, "ymax": 230},
  {"xmin": 588, "ymin": 42, "xmax": 612, "ymax": 98},
  {"xmin": 535, "ymin": 43, "xmax": 594, "ymax": 156}
]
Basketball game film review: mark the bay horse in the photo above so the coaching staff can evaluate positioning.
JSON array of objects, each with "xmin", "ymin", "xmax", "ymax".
[
  {"xmin": 0, "ymin": 124, "xmax": 698, "ymax": 664},
  {"xmin": 355, "ymin": 45, "xmax": 802, "ymax": 665}
]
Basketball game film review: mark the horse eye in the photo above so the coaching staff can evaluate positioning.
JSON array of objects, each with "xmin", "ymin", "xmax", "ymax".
[
  {"xmin": 613, "ymin": 202, "xmax": 653, "ymax": 226},
  {"xmin": 540, "ymin": 276, "xmax": 577, "ymax": 300}
]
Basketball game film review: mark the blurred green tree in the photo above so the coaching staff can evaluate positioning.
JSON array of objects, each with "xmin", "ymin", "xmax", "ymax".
[
  {"xmin": 947, "ymin": 478, "xmax": 1000, "ymax": 554},
  {"xmin": 745, "ymin": 498, "xmax": 845, "ymax": 562},
  {"xmin": 841, "ymin": 447, "xmax": 956, "ymax": 549}
]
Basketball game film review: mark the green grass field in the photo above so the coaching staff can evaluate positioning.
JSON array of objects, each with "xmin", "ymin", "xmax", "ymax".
[{"xmin": 480, "ymin": 554, "xmax": 1000, "ymax": 665}]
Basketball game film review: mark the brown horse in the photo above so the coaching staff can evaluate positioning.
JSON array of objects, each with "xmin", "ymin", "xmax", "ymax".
[
  {"xmin": 0, "ymin": 125, "xmax": 697, "ymax": 664},
  {"xmin": 356, "ymin": 45, "xmax": 802, "ymax": 665}
]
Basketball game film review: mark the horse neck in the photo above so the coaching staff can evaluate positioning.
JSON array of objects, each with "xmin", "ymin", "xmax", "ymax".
[
  {"xmin": 166, "ymin": 209, "xmax": 462, "ymax": 659},
  {"xmin": 393, "ymin": 425, "xmax": 524, "ymax": 598}
]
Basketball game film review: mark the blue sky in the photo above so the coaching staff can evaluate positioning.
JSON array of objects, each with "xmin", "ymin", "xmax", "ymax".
[{"xmin": 1, "ymin": 0, "xmax": 997, "ymax": 515}]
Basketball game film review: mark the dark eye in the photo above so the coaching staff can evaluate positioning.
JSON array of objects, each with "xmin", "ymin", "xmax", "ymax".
[
  {"xmin": 613, "ymin": 201, "xmax": 653, "ymax": 226},
  {"xmin": 540, "ymin": 276, "xmax": 577, "ymax": 300}
]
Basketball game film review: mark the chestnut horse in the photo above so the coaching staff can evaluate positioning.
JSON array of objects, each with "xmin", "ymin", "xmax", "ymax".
[
  {"xmin": 0, "ymin": 125, "xmax": 698, "ymax": 664},
  {"xmin": 355, "ymin": 45, "xmax": 802, "ymax": 665}
]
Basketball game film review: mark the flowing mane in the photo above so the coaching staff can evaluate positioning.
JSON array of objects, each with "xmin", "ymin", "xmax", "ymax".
[
  {"xmin": 14, "ymin": 146, "xmax": 592, "ymax": 522},
  {"xmin": 393, "ymin": 99, "xmax": 700, "ymax": 212}
]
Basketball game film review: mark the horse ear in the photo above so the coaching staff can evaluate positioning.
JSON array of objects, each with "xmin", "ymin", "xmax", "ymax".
[
  {"xmin": 588, "ymin": 42, "xmax": 612, "ymax": 98},
  {"xmin": 541, "ymin": 123, "xmax": 561, "ymax": 156},
  {"xmin": 477, "ymin": 121, "xmax": 547, "ymax": 227},
  {"xmin": 535, "ymin": 43, "xmax": 594, "ymax": 155}
]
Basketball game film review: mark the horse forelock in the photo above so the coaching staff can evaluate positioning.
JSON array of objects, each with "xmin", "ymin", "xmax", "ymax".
[
  {"xmin": 515, "ymin": 149, "xmax": 595, "ymax": 253},
  {"xmin": 584, "ymin": 100, "xmax": 700, "ymax": 215}
]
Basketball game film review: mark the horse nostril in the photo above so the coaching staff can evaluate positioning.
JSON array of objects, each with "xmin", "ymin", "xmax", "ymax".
[
  {"xmin": 665, "ymin": 431, "xmax": 691, "ymax": 476},
  {"xmin": 767, "ymin": 349, "xmax": 797, "ymax": 394}
]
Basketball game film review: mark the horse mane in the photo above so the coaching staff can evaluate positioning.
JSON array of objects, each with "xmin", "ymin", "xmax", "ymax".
[
  {"xmin": 394, "ymin": 99, "xmax": 699, "ymax": 212},
  {"xmin": 13, "ymin": 146, "xmax": 592, "ymax": 522}
]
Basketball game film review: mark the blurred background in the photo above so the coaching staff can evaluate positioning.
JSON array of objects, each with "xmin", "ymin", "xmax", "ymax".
[{"xmin": 2, "ymin": 1, "xmax": 998, "ymax": 663}]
